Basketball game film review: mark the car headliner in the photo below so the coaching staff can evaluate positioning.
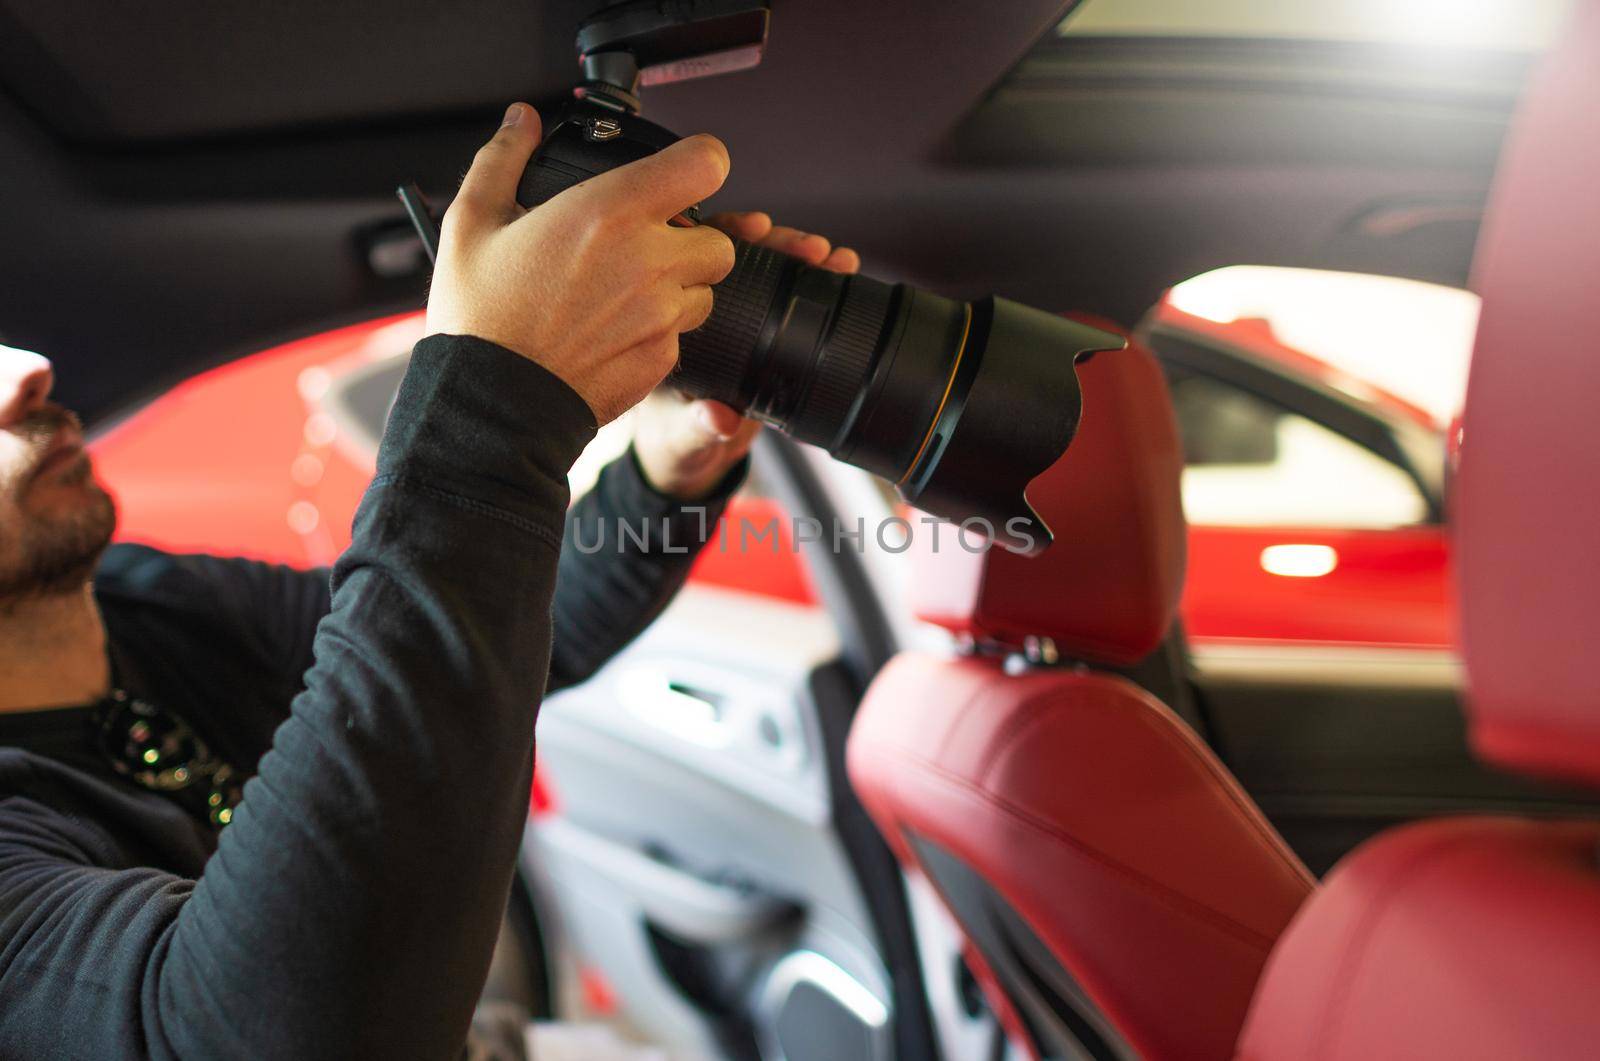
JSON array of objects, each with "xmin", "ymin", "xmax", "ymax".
[{"xmin": 0, "ymin": 0, "xmax": 1533, "ymax": 423}]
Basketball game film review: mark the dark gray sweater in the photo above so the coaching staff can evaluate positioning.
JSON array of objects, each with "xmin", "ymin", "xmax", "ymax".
[{"xmin": 0, "ymin": 334, "xmax": 737, "ymax": 1059}]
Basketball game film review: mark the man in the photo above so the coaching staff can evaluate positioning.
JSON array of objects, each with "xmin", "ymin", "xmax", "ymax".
[{"xmin": 0, "ymin": 103, "xmax": 856, "ymax": 1059}]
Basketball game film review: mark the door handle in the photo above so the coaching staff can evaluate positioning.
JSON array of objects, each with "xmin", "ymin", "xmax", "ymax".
[{"xmin": 617, "ymin": 665, "xmax": 732, "ymax": 748}]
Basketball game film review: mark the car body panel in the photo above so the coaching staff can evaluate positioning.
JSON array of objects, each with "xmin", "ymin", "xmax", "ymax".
[{"xmin": 1185, "ymin": 524, "xmax": 1451, "ymax": 647}]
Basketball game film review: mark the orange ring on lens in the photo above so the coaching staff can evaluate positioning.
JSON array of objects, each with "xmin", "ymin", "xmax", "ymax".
[{"xmin": 897, "ymin": 302, "xmax": 973, "ymax": 485}]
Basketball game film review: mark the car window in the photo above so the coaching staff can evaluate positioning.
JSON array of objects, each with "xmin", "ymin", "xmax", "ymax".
[
  {"xmin": 1167, "ymin": 369, "xmax": 1427, "ymax": 528},
  {"xmin": 1163, "ymin": 265, "xmax": 1477, "ymax": 429}
]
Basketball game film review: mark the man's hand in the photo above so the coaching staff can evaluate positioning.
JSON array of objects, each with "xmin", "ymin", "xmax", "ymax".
[
  {"xmin": 633, "ymin": 211, "xmax": 861, "ymax": 500},
  {"xmin": 427, "ymin": 103, "xmax": 737, "ymax": 424}
]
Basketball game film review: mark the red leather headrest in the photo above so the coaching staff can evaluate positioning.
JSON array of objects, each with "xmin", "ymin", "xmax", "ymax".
[
  {"xmin": 1458, "ymin": 2, "xmax": 1600, "ymax": 787},
  {"xmin": 911, "ymin": 335, "xmax": 1186, "ymax": 667}
]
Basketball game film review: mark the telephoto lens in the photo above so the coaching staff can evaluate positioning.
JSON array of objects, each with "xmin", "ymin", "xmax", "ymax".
[
  {"xmin": 672, "ymin": 242, "xmax": 1122, "ymax": 552},
  {"xmin": 517, "ymin": 102, "xmax": 1123, "ymax": 553}
]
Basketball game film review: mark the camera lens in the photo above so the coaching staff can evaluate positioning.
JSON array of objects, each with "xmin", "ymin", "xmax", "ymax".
[{"xmin": 672, "ymin": 240, "xmax": 1123, "ymax": 552}]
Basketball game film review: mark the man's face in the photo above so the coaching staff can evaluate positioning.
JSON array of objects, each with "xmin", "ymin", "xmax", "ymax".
[{"xmin": 0, "ymin": 346, "xmax": 116, "ymax": 600}]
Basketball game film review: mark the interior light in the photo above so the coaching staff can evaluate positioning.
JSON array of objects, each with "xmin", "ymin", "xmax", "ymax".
[
  {"xmin": 302, "ymin": 413, "xmax": 337, "ymax": 448},
  {"xmin": 296, "ymin": 366, "xmax": 332, "ymax": 402},
  {"xmin": 287, "ymin": 500, "xmax": 320, "ymax": 535},
  {"xmin": 290, "ymin": 453, "xmax": 325, "ymax": 487},
  {"xmin": 1260, "ymin": 543, "xmax": 1338, "ymax": 578}
]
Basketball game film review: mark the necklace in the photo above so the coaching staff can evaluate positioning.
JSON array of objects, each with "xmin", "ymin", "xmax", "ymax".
[{"xmin": 92, "ymin": 689, "xmax": 244, "ymax": 830}]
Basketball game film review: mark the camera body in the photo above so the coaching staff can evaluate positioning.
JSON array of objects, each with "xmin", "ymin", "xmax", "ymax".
[{"xmin": 517, "ymin": 102, "xmax": 695, "ymax": 222}]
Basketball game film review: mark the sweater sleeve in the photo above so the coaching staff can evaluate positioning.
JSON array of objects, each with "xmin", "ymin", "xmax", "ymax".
[
  {"xmin": 96, "ymin": 543, "xmax": 334, "ymax": 700},
  {"xmin": 548, "ymin": 447, "xmax": 744, "ymax": 692},
  {"xmin": 0, "ymin": 334, "xmax": 595, "ymax": 1060},
  {"xmin": 120, "ymin": 443, "xmax": 745, "ymax": 704}
]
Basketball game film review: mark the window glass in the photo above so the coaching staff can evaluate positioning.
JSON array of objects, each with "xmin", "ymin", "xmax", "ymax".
[
  {"xmin": 1164, "ymin": 266, "xmax": 1477, "ymax": 429},
  {"xmin": 1168, "ymin": 371, "xmax": 1426, "ymax": 528}
]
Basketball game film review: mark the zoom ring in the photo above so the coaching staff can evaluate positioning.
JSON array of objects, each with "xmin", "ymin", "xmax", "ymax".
[
  {"xmin": 789, "ymin": 275, "xmax": 894, "ymax": 449},
  {"xmin": 674, "ymin": 240, "xmax": 792, "ymax": 407}
]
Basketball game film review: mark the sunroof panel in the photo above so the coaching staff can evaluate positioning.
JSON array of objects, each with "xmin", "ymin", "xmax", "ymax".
[{"xmin": 1060, "ymin": 0, "xmax": 1574, "ymax": 53}]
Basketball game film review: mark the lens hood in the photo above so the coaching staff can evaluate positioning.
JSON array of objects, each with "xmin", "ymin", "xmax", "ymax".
[{"xmin": 898, "ymin": 302, "xmax": 1125, "ymax": 554}]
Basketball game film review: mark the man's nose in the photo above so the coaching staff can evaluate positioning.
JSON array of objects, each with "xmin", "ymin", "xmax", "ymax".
[{"xmin": 0, "ymin": 345, "xmax": 55, "ymax": 428}]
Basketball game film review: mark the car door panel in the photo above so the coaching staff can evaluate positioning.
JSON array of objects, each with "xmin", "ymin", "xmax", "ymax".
[
  {"xmin": 1185, "ymin": 524, "xmax": 1452, "ymax": 647},
  {"xmin": 526, "ymin": 584, "xmax": 894, "ymax": 1060}
]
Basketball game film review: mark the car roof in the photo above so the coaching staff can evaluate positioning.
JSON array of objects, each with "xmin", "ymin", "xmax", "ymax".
[{"xmin": 0, "ymin": 0, "xmax": 1556, "ymax": 423}]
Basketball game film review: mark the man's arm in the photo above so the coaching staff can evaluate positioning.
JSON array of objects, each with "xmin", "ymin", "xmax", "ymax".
[
  {"xmin": 108, "ymin": 446, "xmax": 737, "ymax": 702},
  {"xmin": 172, "ymin": 335, "xmax": 593, "ymax": 1057},
  {"xmin": 95, "ymin": 543, "xmax": 334, "ymax": 706},
  {"xmin": 548, "ymin": 445, "xmax": 743, "ymax": 690},
  {"xmin": 108, "ymin": 443, "xmax": 738, "ymax": 704},
  {"xmin": 0, "ymin": 104, "xmax": 734, "ymax": 1059},
  {"xmin": 1, "ymin": 337, "xmax": 594, "ymax": 1060}
]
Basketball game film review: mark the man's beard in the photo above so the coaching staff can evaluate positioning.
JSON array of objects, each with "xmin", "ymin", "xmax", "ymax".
[
  {"xmin": 0, "ymin": 411, "xmax": 118, "ymax": 603},
  {"xmin": 0, "ymin": 482, "xmax": 116, "ymax": 601}
]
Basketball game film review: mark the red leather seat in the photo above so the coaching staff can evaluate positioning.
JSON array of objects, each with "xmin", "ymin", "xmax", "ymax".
[
  {"xmin": 1237, "ymin": 6, "xmax": 1600, "ymax": 1058},
  {"xmin": 847, "ymin": 340, "xmax": 1316, "ymax": 1060}
]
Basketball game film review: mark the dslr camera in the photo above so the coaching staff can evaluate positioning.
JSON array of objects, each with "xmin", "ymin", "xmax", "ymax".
[{"xmin": 514, "ymin": 1, "xmax": 1123, "ymax": 553}]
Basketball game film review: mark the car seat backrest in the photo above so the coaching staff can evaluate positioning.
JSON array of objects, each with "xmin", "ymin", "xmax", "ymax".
[{"xmin": 1456, "ymin": 0, "xmax": 1600, "ymax": 786}]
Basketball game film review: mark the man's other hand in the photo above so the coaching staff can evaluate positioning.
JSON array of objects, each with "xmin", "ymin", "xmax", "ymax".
[
  {"xmin": 427, "ymin": 102, "xmax": 736, "ymax": 425},
  {"xmin": 633, "ymin": 211, "xmax": 860, "ymax": 500}
]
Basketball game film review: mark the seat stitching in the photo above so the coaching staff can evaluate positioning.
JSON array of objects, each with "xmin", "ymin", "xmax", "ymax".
[
  {"xmin": 866, "ymin": 740, "xmax": 1287, "ymax": 951},
  {"xmin": 980, "ymin": 678, "xmax": 1315, "ymax": 890},
  {"xmin": 976, "ymin": 690, "xmax": 1068, "ymax": 790},
  {"xmin": 929, "ymin": 666, "xmax": 1002, "ymax": 767},
  {"xmin": 1101, "ymin": 685, "xmax": 1315, "ymax": 888}
]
